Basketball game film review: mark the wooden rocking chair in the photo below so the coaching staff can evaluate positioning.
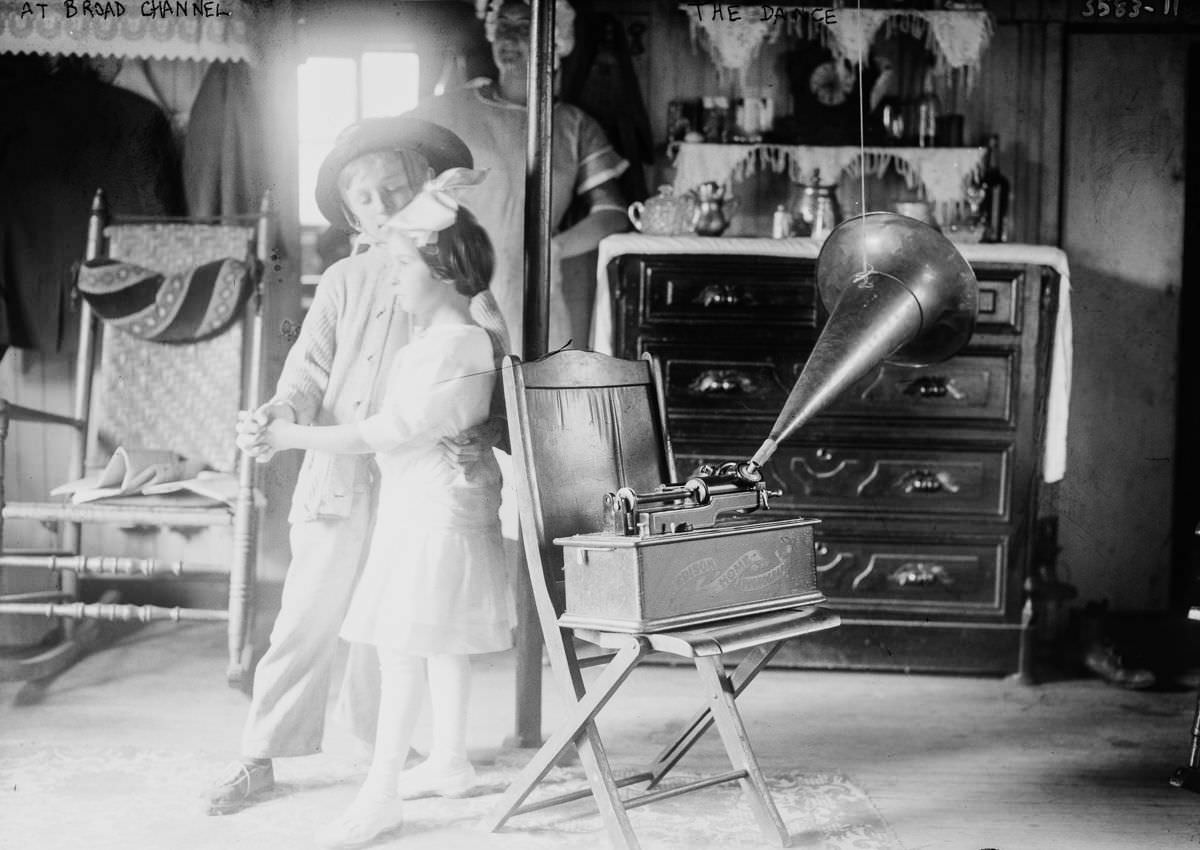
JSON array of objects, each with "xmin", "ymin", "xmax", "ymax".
[
  {"xmin": 0, "ymin": 189, "xmax": 273, "ymax": 689},
  {"xmin": 485, "ymin": 349, "xmax": 840, "ymax": 850}
]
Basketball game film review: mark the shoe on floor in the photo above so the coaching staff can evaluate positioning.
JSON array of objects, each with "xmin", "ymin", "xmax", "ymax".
[
  {"xmin": 1084, "ymin": 645, "xmax": 1156, "ymax": 690},
  {"xmin": 204, "ymin": 759, "xmax": 275, "ymax": 815},
  {"xmin": 316, "ymin": 791, "xmax": 404, "ymax": 849},
  {"xmin": 395, "ymin": 759, "xmax": 477, "ymax": 800}
]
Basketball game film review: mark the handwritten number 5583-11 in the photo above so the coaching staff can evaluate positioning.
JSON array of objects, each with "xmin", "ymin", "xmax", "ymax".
[
  {"xmin": 1082, "ymin": 0, "xmax": 1137, "ymax": 16},
  {"xmin": 1083, "ymin": 0, "xmax": 1179, "ymax": 14}
]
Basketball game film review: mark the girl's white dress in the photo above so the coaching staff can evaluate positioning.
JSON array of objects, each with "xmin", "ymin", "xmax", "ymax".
[{"xmin": 341, "ymin": 323, "xmax": 514, "ymax": 656}]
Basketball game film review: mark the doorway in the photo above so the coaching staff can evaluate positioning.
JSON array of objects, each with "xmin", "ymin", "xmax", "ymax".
[{"xmin": 1060, "ymin": 30, "xmax": 1186, "ymax": 611}]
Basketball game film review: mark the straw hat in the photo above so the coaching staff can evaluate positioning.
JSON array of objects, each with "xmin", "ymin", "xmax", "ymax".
[{"xmin": 314, "ymin": 117, "xmax": 473, "ymax": 230}]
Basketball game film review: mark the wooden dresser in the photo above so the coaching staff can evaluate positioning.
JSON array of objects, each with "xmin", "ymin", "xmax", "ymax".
[{"xmin": 600, "ymin": 237, "xmax": 1067, "ymax": 676}]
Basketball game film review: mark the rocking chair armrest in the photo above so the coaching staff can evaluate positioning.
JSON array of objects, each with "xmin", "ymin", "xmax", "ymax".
[{"xmin": 0, "ymin": 398, "xmax": 85, "ymax": 432}]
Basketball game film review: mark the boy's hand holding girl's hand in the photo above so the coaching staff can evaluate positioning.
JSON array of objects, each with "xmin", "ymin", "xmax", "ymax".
[
  {"xmin": 236, "ymin": 401, "xmax": 297, "ymax": 463},
  {"xmin": 440, "ymin": 417, "xmax": 503, "ymax": 469}
]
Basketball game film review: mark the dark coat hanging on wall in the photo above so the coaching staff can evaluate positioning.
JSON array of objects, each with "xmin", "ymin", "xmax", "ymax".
[
  {"xmin": 561, "ymin": 12, "xmax": 653, "ymax": 205},
  {"xmin": 0, "ymin": 66, "xmax": 184, "ymax": 352}
]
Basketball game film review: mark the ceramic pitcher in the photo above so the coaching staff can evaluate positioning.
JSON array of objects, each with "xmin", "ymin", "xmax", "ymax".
[{"xmin": 628, "ymin": 186, "xmax": 696, "ymax": 235}]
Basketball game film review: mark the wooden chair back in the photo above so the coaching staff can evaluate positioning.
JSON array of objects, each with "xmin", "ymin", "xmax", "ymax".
[
  {"xmin": 501, "ymin": 349, "xmax": 675, "ymax": 632},
  {"xmin": 90, "ymin": 223, "xmax": 260, "ymax": 472}
]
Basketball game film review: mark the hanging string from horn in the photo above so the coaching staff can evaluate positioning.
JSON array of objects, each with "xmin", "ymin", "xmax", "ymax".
[
  {"xmin": 859, "ymin": 0, "xmax": 868, "ymax": 278},
  {"xmin": 855, "ymin": 0, "xmax": 869, "ymax": 278}
]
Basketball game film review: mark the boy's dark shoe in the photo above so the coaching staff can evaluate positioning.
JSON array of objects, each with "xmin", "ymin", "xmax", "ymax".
[
  {"xmin": 204, "ymin": 759, "xmax": 275, "ymax": 815},
  {"xmin": 1084, "ymin": 645, "xmax": 1156, "ymax": 690}
]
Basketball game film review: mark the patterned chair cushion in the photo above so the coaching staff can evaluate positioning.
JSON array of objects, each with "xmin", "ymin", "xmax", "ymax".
[{"xmin": 76, "ymin": 257, "xmax": 253, "ymax": 343}]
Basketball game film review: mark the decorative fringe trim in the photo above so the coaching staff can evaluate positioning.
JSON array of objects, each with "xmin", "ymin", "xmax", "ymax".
[
  {"xmin": 687, "ymin": 13, "xmax": 780, "ymax": 92},
  {"xmin": 672, "ymin": 142, "xmax": 988, "ymax": 226},
  {"xmin": 678, "ymin": 6, "xmax": 992, "ymax": 98}
]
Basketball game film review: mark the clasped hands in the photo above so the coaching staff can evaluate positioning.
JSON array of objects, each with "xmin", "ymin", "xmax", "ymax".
[{"xmin": 235, "ymin": 402, "xmax": 295, "ymax": 463}]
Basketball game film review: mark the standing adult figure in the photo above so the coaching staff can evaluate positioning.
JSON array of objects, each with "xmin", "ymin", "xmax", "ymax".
[
  {"xmin": 409, "ymin": 0, "xmax": 630, "ymax": 354},
  {"xmin": 206, "ymin": 117, "xmax": 494, "ymax": 815}
]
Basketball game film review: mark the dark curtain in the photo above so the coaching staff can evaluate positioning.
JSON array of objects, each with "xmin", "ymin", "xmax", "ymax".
[
  {"xmin": 0, "ymin": 57, "xmax": 184, "ymax": 352},
  {"xmin": 561, "ymin": 11, "xmax": 653, "ymax": 205},
  {"xmin": 183, "ymin": 61, "xmax": 267, "ymax": 220}
]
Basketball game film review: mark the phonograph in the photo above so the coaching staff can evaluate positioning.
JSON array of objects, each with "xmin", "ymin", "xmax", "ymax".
[{"xmin": 555, "ymin": 212, "xmax": 980, "ymax": 633}]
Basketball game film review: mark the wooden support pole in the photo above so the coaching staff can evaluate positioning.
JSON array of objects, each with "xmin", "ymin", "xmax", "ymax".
[{"xmin": 513, "ymin": 0, "xmax": 558, "ymax": 750}]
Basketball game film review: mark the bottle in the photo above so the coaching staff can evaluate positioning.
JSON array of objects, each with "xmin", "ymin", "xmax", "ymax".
[
  {"xmin": 772, "ymin": 204, "xmax": 793, "ymax": 239},
  {"xmin": 916, "ymin": 71, "xmax": 940, "ymax": 149},
  {"xmin": 981, "ymin": 135, "xmax": 1011, "ymax": 243}
]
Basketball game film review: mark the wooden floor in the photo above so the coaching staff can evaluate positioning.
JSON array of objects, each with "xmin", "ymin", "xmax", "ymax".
[{"xmin": 3, "ymin": 621, "xmax": 1199, "ymax": 849}]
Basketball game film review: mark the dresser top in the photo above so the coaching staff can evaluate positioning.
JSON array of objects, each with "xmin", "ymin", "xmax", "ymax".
[{"xmin": 598, "ymin": 235, "xmax": 1071, "ymax": 285}]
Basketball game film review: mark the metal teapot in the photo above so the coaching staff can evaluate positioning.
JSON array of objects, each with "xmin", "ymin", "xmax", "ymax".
[
  {"xmin": 689, "ymin": 181, "xmax": 739, "ymax": 237},
  {"xmin": 627, "ymin": 185, "xmax": 696, "ymax": 235}
]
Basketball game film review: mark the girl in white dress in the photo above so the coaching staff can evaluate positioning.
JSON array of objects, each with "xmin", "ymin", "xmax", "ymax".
[{"xmin": 255, "ymin": 171, "xmax": 514, "ymax": 848}]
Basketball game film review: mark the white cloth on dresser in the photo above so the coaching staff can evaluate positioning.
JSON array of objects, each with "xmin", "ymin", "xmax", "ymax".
[
  {"xmin": 343, "ymin": 323, "xmax": 515, "ymax": 655},
  {"xmin": 591, "ymin": 234, "xmax": 1073, "ymax": 484}
]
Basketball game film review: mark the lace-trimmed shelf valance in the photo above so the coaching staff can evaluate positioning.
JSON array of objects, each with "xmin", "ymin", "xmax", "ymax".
[
  {"xmin": 0, "ymin": 1, "xmax": 257, "ymax": 63},
  {"xmin": 671, "ymin": 141, "xmax": 987, "ymax": 225},
  {"xmin": 683, "ymin": 5, "xmax": 993, "ymax": 91}
]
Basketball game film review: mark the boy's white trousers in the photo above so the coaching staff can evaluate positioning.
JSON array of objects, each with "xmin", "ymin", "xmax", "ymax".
[{"xmin": 240, "ymin": 488, "xmax": 379, "ymax": 758}]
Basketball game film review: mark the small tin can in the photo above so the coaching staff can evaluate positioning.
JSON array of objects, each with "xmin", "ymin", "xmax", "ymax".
[{"xmin": 771, "ymin": 205, "xmax": 793, "ymax": 239}]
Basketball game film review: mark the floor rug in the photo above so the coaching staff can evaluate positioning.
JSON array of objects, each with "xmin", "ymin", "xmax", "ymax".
[{"xmin": 1, "ymin": 741, "xmax": 903, "ymax": 850}]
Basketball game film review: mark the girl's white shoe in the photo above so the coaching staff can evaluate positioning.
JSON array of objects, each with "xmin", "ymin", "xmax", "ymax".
[
  {"xmin": 317, "ymin": 790, "xmax": 405, "ymax": 849},
  {"xmin": 394, "ymin": 759, "xmax": 477, "ymax": 800}
]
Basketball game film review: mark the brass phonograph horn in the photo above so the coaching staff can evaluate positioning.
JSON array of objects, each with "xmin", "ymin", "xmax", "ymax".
[{"xmin": 746, "ymin": 211, "xmax": 979, "ymax": 475}]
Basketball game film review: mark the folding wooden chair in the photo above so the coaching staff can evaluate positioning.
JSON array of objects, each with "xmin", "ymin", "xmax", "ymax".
[
  {"xmin": 0, "ymin": 189, "xmax": 272, "ymax": 688},
  {"xmin": 486, "ymin": 349, "xmax": 841, "ymax": 849}
]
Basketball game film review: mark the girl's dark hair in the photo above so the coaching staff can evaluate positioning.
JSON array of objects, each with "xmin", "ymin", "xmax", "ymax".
[{"xmin": 418, "ymin": 206, "xmax": 495, "ymax": 297}]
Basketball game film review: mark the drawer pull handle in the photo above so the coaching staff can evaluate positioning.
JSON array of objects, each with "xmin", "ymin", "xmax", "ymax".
[
  {"xmin": 903, "ymin": 376, "xmax": 964, "ymax": 400},
  {"xmin": 688, "ymin": 369, "xmax": 765, "ymax": 396},
  {"xmin": 793, "ymin": 456, "xmax": 850, "ymax": 480},
  {"xmin": 694, "ymin": 284, "xmax": 755, "ymax": 308},
  {"xmin": 899, "ymin": 469, "xmax": 960, "ymax": 494},
  {"xmin": 814, "ymin": 545, "xmax": 850, "ymax": 573},
  {"xmin": 890, "ymin": 562, "xmax": 953, "ymax": 587}
]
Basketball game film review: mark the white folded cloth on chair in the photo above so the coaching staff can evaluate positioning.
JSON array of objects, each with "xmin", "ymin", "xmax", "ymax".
[{"xmin": 51, "ymin": 447, "xmax": 207, "ymax": 504}]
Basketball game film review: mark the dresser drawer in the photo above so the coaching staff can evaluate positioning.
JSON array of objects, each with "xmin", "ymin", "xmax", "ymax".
[
  {"xmin": 635, "ymin": 258, "xmax": 818, "ymax": 330},
  {"xmin": 812, "ymin": 535, "xmax": 1006, "ymax": 612},
  {"xmin": 647, "ymin": 342, "xmax": 1015, "ymax": 426},
  {"xmin": 646, "ymin": 343, "xmax": 805, "ymax": 418},
  {"xmin": 678, "ymin": 442, "xmax": 1012, "ymax": 519},
  {"xmin": 826, "ymin": 351, "xmax": 1016, "ymax": 424}
]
